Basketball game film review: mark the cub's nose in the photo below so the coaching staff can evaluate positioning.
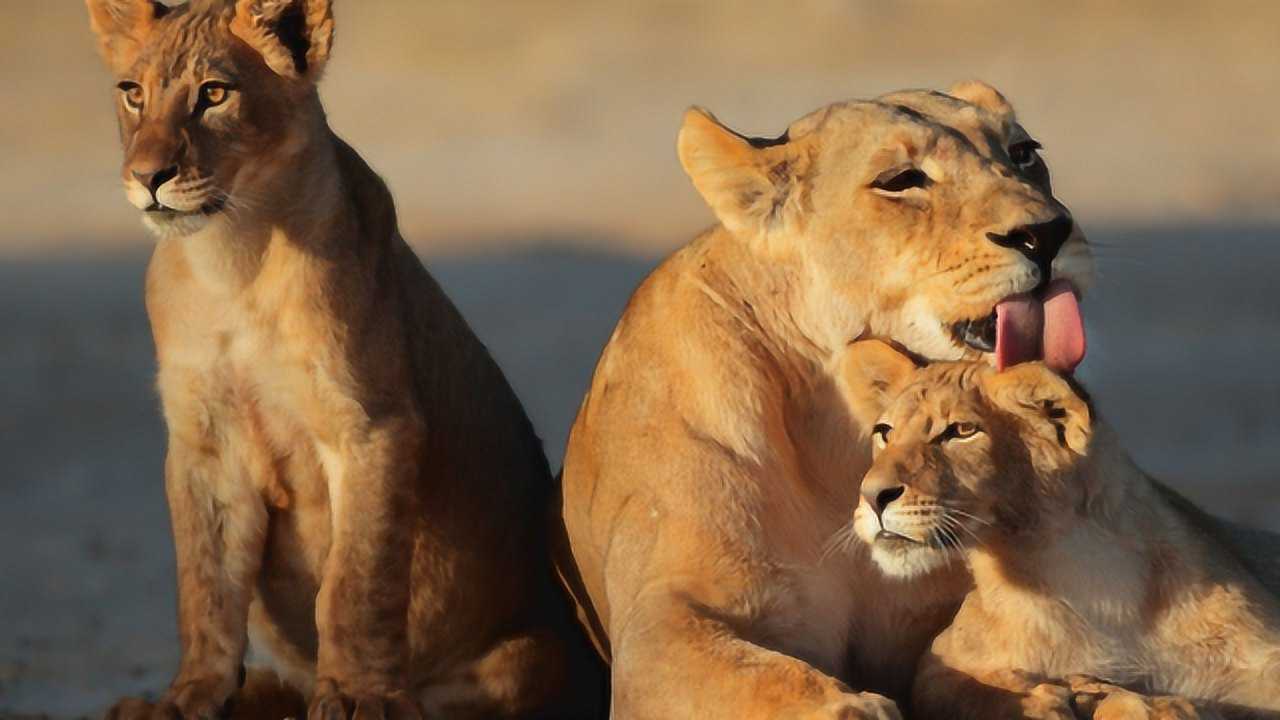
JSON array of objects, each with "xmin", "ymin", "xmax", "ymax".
[
  {"xmin": 986, "ymin": 214, "xmax": 1074, "ymax": 281},
  {"xmin": 132, "ymin": 165, "xmax": 179, "ymax": 199},
  {"xmin": 861, "ymin": 475, "xmax": 906, "ymax": 516}
]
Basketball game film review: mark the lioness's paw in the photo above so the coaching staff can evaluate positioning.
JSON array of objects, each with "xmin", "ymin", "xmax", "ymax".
[
  {"xmin": 817, "ymin": 692, "xmax": 903, "ymax": 720},
  {"xmin": 307, "ymin": 681, "xmax": 423, "ymax": 720},
  {"xmin": 1020, "ymin": 682, "xmax": 1083, "ymax": 720},
  {"xmin": 1067, "ymin": 679, "xmax": 1208, "ymax": 720}
]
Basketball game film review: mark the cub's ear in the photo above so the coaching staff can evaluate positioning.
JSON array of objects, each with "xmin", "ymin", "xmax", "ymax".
[
  {"xmin": 85, "ymin": 0, "xmax": 168, "ymax": 74},
  {"xmin": 840, "ymin": 340, "xmax": 919, "ymax": 429},
  {"xmin": 948, "ymin": 80, "xmax": 1014, "ymax": 117},
  {"xmin": 981, "ymin": 363, "xmax": 1092, "ymax": 454},
  {"xmin": 677, "ymin": 107, "xmax": 811, "ymax": 241},
  {"xmin": 231, "ymin": 0, "xmax": 334, "ymax": 82}
]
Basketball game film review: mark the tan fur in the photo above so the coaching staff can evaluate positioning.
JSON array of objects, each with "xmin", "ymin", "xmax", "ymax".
[
  {"xmin": 843, "ymin": 346, "xmax": 1280, "ymax": 719},
  {"xmin": 86, "ymin": 2, "xmax": 605, "ymax": 719},
  {"xmin": 557, "ymin": 83, "xmax": 1092, "ymax": 718}
]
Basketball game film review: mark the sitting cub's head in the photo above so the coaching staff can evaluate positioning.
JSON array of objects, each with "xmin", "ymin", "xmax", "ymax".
[
  {"xmin": 678, "ymin": 83, "xmax": 1092, "ymax": 372},
  {"xmin": 85, "ymin": 0, "xmax": 334, "ymax": 236},
  {"xmin": 840, "ymin": 340, "xmax": 1093, "ymax": 579}
]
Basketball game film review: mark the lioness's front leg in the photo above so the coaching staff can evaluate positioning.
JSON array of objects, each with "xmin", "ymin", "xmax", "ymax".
[
  {"xmin": 309, "ymin": 415, "xmax": 424, "ymax": 720},
  {"xmin": 611, "ymin": 594, "xmax": 900, "ymax": 720},
  {"xmin": 912, "ymin": 657, "xmax": 1080, "ymax": 720},
  {"xmin": 108, "ymin": 432, "xmax": 269, "ymax": 720}
]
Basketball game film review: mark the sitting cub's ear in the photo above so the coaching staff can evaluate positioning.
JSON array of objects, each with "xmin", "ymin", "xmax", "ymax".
[
  {"xmin": 232, "ymin": 0, "xmax": 334, "ymax": 82},
  {"xmin": 948, "ymin": 80, "xmax": 1014, "ymax": 118},
  {"xmin": 85, "ymin": 0, "xmax": 168, "ymax": 74},
  {"xmin": 677, "ymin": 107, "xmax": 811, "ymax": 242},
  {"xmin": 840, "ymin": 340, "xmax": 919, "ymax": 429},
  {"xmin": 981, "ymin": 363, "xmax": 1092, "ymax": 455}
]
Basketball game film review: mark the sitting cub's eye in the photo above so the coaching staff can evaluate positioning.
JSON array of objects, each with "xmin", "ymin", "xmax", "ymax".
[
  {"xmin": 870, "ymin": 167, "xmax": 930, "ymax": 193},
  {"xmin": 941, "ymin": 421, "xmax": 981, "ymax": 441},
  {"xmin": 117, "ymin": 82, "xmax": 144, "ymax": 112},
  {"xmin": 1008, "ymin": 140, "xmax": 1042, "ymax": 169},
  {"xmin": 872, "ymin": 423, "xmax": 893, "ymax": 446},
  {"xmin": 197, "ymin": 82, "xmax": 232, "ymax": 110}
]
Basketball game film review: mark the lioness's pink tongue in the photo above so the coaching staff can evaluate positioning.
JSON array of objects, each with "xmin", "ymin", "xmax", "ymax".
[
  {"xmin": 995, "ymin": 295, "xmax": 1043, "ymax": 371},
  {"xmin": 1042, "ymin": 280, "xmax": 1087, "ymax": 373},
  {"xmin": 994, "ymin": 278, "xmax": 1086, "ymax": 373}
]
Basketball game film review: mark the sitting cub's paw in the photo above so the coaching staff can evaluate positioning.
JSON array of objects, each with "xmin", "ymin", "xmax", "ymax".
[
  {"xmin": 106, "ymin": 676, "xmax": 237, "ymax": 720},
  {"xmin": 816, "ymin": 692, "xmax": 903, "ymax": 720},
  {"xmin": 307, "ymin": 680, "xmax": 423, "ymax": 720}
]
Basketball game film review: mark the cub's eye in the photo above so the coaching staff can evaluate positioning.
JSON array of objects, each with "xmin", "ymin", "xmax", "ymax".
[
  {"xmin": 197, "ymin": 82, "xmax": 232, "ymax": 110},
  {"xmin": 117, "ymin": 82, "xmax": 144, "ymax": 112},
  {"xmin": 872, "ymin": 423, "xmax": 893, "ymax": 445},
  {"xmin": 942, "ymin": 421, "xmax": 981, "ymax": 441},
  {"xmin": 1009, "ymin": 140, "xmax": 1042, "ymax": 169},
  {"xmin": 870, "ymin": 167, "xmax": 930, "ymax": 193}
]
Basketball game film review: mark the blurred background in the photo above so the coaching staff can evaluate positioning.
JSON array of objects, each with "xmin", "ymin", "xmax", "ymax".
[{"xmin": 2, "ymin": 1, "xmax": 1278, "ymax": 717}]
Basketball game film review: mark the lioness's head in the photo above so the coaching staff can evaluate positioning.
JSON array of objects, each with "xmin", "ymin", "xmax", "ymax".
[
  {"xmin": 86, "ymin": 0, "xmax": 333, "ymax": 236},
  {"xmin": 678, "ymin": 82, "xmax": 1092, "ymax": 373},
  {"xmin": 840, "ymin": 340, "xmax": 1092, "ymax": 578}
]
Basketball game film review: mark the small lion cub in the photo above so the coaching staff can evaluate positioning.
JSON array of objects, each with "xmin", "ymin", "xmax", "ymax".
[{"xmin": 841, "ymin": 340, "xmax": 1280, "ymax": 720}]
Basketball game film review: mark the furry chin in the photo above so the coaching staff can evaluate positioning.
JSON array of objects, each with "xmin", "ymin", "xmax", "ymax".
[
  {"xmin": 869, "ymin": 544, "xmax": 952, "ymax": 579},
  {"xmin": 142, "ymin": 211, "xmax": 215, "ymax": 238}
]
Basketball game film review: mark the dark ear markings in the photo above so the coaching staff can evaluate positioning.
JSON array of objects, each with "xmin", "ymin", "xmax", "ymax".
[
  {"xmin": 151, "ymin": 1, "xmax": 171, "ymax": 19},
  {"xmin": 745, "ymin": 129, "xmax": 790, "ymax": 149},
  {"xmin": 270, "ymin": 4, "xmax": 311, "ymax": 75}
]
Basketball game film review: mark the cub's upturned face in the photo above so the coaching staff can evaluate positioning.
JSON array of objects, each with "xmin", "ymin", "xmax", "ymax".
[
  {"xmin": 840, "ymin": 341, "xmax": 1092, "ymax": 579},
  {"xmin": 86, "ymin": 0, "xmax": 333, "ymax": 237},
  {"xmin": 678, "ymin": 82, "xmax": 1093, "ymax": 373}
]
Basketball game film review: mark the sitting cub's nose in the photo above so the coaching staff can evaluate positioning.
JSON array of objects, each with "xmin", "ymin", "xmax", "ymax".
[
  {"xmin": 861, "ymin": 474, "xmax": 906, "ymax": 516},
  {"xmin": 132, "ymin": 165, "xmax": 179, "ymax": 200},
  {"xmin": 986, "ymin": 214, "xmax": 1074, "ymax": 281}
]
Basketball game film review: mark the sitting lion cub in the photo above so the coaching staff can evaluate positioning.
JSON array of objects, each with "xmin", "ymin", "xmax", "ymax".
[
  {"xmin": 85, "ymin": 1, "xmax": 602, "ymax": 719},
  {"xmin": 842, "ymin": 340, "xmax": 1280, "ymax": 720}
]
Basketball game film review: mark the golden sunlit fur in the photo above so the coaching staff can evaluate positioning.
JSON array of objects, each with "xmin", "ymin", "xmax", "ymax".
[
  {"xmin": 844, "ymin": 342, "xmax": 1280, "ymax": 719},
  {"xmin": 86, "ymin": 2, "xmax": 604, "ymax": 719},
  {"xmin": 557, "ymin": 83, "xmax": 1092, "ymax": 719}
]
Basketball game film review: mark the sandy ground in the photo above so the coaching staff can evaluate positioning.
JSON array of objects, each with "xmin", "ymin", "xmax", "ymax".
[
  {"xmin": 2, "ymin": 225, "xmax": 1279, "ymax": 717},
  {"xmin": 3, "ymin": 1, "xmax": 1280, "ymax": 257}
]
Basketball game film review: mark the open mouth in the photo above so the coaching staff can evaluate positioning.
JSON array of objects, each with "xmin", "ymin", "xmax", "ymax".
[{"xmin": 949, "ymin": 277, "xmax": 1087, "ymax": 373}]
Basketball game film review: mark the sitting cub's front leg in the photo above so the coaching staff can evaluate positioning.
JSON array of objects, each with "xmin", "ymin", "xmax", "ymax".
[
  {"xmin": 309, "ymin": 415, "xmax": 426, "ymax": 720},
  {"xmin": 107, "ymin": 421, "xmax": 270, "ymax": 720}
]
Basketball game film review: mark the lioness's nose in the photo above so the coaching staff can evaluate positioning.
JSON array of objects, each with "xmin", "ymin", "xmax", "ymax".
[
  {"xmin": 861, "ymin": 474, "xmax": 906, "ymax": 516},
  {"xmin": 987, "ymin": 214, "xmax": 1074, "ymax": 281},
  {"xmin": 132, "ymin": 165, "xmax": 179, "ymax": 199}
]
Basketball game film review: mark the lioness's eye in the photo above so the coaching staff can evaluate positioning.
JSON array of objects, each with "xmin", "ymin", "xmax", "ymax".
[
  {"xmin": 198, "ymin": 82, "xmax": 232, "ymax": 110},
  {"xmin": 117, "ymin": 82, "xmax": 144, "ymax": 112},
  {"xmin": 870, "ymin": 167, "xmax": 930, "ymax": 193},
  {"xmin": 942, "ymin": 421, "xmax": 981, "ymax": 441},
  {"xmin": 1009, "ymin": 140, "xmax": 1042, "ymax": 168},
  {"xmin": 872, "ymin": 423, "xmax": 893, "ymax": 445}
]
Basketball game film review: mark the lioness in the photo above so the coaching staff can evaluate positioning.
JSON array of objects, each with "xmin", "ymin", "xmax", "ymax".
[
  {"xmin": 85, "ymin": 2, "xmax": 602, "ymax": 718},
  {"xmin": 557, "ymin": 83, "xmax": 1093, "ymax": 718},
  {"xmin": 843, "ymin": 341, "xmax": 1280, "ymax": 720}
]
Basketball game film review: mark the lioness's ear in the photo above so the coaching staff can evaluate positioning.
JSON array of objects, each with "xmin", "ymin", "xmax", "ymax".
[
  {"xmin": 677, "ymin": 107, "xmax": 809, "ymax": 240},
  {"xmin": 981, "ymin": 363, "xmax": 1092, "ymax": 454},
  {"xmin": 840, "ymin": 340, "xmax": 919, "ymax": 428},
  {"xmin": 85, "ymin": 0, "xmax": 168, "ymax": 74},
  {"xmin": 948, "ymin": 80, "xmax": 1014, "ymax": 117},
  {"xmin": 231, "ymin": 0, "xmax": 334, "ymax": 82}
]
